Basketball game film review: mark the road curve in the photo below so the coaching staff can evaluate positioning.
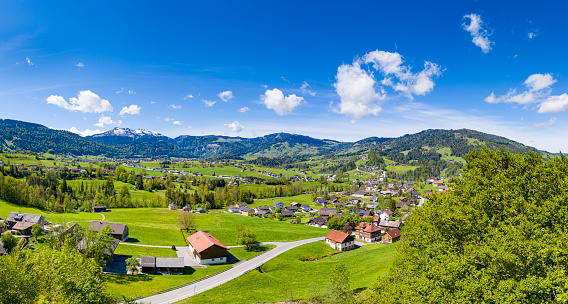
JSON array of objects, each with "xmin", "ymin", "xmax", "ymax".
[{"xmin": 137, "ymin": 236, "xmax": 325, "ymax": 304}]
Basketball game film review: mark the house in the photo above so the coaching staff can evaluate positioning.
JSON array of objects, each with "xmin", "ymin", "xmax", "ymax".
[
  {"xmin": 281, "ymin": 210, "xmax": 294, "ymax": 217},
  {"xmin": 78, "ymin": 238, "xmax": 120, "ymax": 258},
  {"xmin": 382, "ymin": 228, "xmax": 401, "ymax": 243},
  {"xmin": 92, "ymin": 206, "xmax": 107, "ymax": 213},
  {"xmin": 60, "ymin": 223, "xmax": 84, "ymax": 241},
  {"xmin": 285, "ymin": 205, "xmax": 299, "ymax": 213},
  {"xmin": 307, "ymin": 216, "xmax": 328, "ymax": 228},
  {"xmin": 325, "ymin": 230, "xmax": 355, "ymax": 251},
  {"xmin": 6, "ymin": 212, "xmax": 45, "ymax": 234},
  {"xmin": 355, "ymin": 222, "xmax": 381, "ymax": 242},
  {"xmin": 300, "ymin": 204, "xmax": 312, "ymax": 212},
  {"xmin": 240, "ymin": 207, "xmax": 254, "ymax": 216},
  {"xmin": 433, "ymin": 180, "xmax": 444, "ymax": 186},
  {"xmin": 89, "ymin": 221, "xmax": 129, "ymax": 241},
  {"xmin": 274, "ymin": 201, "xmax": 284, "ymax": 209},
  {"xmin": 378, "ymin": 220, "xmax": 400, "ymax": 230},
  {"xmin": 168, "ymin": 203, "xmax": 178, "ymax": 211},
  {"xmin": 228, "ymin": 206, "xmax": 240, "ymax": 213},
  {"xmin": 182, "ymin": 206, "xmax": 192, "ymax": 212},
  {"xmin": 186, "ymin": 231, "xmax": 228, "ymax": 265},
  {"xmin": 196, "ymin": 207, "xmax": 207, "ymax": 213},
  {"xmin": 140, "ymin": 256, "xmax": 185, "ymax": 274},
  {"xmin": 316, "ymin": 197, "xmax": 327, "ymax": 205},
  {"xmin": 319, "ymin": 208, "xmax": 338, "ymax": 218},
  {"xmin": 290, "ymin": 202, "xmax": 301, "ymax": 207}
]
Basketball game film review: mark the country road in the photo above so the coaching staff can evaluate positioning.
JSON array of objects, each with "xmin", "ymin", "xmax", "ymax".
[{"xmin": 136, "ymin": 237, "xmax": 325, "ymax": 304}]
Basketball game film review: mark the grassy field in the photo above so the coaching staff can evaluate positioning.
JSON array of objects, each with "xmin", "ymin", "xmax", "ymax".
[
  {"xmin": 0, "ymin": 199, "xmax": 102, "ymax": 224},
  {"xmin": 104, "ymin": 245, "xmax": 275, "ymax": 299},
  {"xmin": 178, "ymin": 241, "xmax": 397, "ymax": 304},
  {"xmin": 248, "ymin": 194, "xmax": 316, "ymax": 209}
]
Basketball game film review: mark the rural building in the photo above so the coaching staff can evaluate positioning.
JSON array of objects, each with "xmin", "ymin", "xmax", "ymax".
[
  {"xmin": 273, "ymin": 201, "xmax": 284, "ymax": 208},
  {"xmin": 186, "ymin": 231, "xmax": 228, "ymax": 265},
  {"xmin": 92, "ymin": 206, "xmax": 107, "ymax": 213},
  {"xmin": 6, "ymin": 212, "xmax": 45, "ymax": 234},
  {"xmin": 378, "ymin": 220, "xmax": 400, "ymax": 230},
  {"xmin": 228, "ymin": 206, "xmax": 239, "ymax": 213},
  {"xmin": 382, "ymin": 228, "xmax": 401, "ymax": 243},
  {"xmin": 325, "ymin": 230, "xmax": 355, "ymax": 251},
  {"xmin": 240, "ymin": 207, "xmax": 254, "ymax": 216},
  {"xmin": 89, "ymin": 221, "xmax": 129, "ymax": 241},
  {"xmin": 307, "ymin": 216, "xmax": 328, "ymax": 228},
  {"xmin": 281, "ymin": 210, "xmax": 294, "ymax": 217},
  {"xmin": 354, "ymin": 222, "xmax": 381, "ymax": 242},
  {"xmin": 168, "ymin": 203, "xmax": 178, "ymax": 211},
  {"xmin": 140, "ymin": 256, "xmax": 185, "ymax": 274},
  {"xmin": 319, "ymin": 208, "xmax": 338, "ymax": 218},
  {"xmin": 182, "ymin": 206, "xmax": 192, "ymax": 212}
]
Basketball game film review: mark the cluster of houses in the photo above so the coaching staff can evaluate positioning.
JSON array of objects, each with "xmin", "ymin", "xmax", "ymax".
[{"xmin": 227, "ymin": 201, "xmax": 313, "ymax": 217}]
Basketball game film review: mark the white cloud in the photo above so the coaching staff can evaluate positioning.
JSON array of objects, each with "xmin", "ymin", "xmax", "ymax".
[
  {"xmin": 333, "ymin": 61, "xmax": 384, "ymax": 121},
  {"xmin": 173, "ymin": 121, "xmax": 182, "ymax": 125},
  {"xmin": 68, "ymin": 127, "xmax": 102, "ymax": 137},
  {"xmin": 94, "ymin": 115, "xmax": 121, "ymax": 128},
  {"xmin": 224, "ymin": 121, "xmax": 244, "ymax": 132},
  {"xmin": 116, "ymin": 88, "xmax": 124, "ymax": 94},
  {"xmin": 462, "ymin": 14, "xmax": 493, "ymax": 53},
  {"xmin": 119, "ymin": 104, "xmax": 141, "ymax": 116},
  {"xmin": 184, "ymin": 94, "xmax": 194, "ymax": 100},
  {"xmin": 76, "ymin": 62, "xmax": 84, "ymax": 68},
  {"xmin": 486, "ymin": 73, "xmax": 562, "ymax": 106},
  {"xmin": 187, "ymin": 126, "xmax": 193, "ymax": 129},
  {"xmin": 531, "ymin": 117, "xmax": 556, "ymax": 128},
  {"xmin": 363, "ymin": 50, "xmax": 443, "ymax": 98},
  {"xmin": 218, "ymin": 91, "xmax": 234, "ymax": 102},
  {"xmin": 203, "ymin": 100, "xmax": 216, "ymax": 107},
  {"xmin": 239, "ymin": 107, "xmax": 250, "ymax": 113},
  {"xmin": 261, "ymin": 88, "xmax": 305, "ymax": 115},
  {"xmin": 46, "ymin": 90, "xmax": 113, "ymax": 113},
  {"xmin": 164, "ymin": 118, "xmax": 174, "ymax": 122},
  {"xmin": 26, "ymin": 57, "xmax": 33, "ymax": 66},
  {"xmin": 128, "ymin": 89, "xmax": 136, "ymax": 95},
  {"xmin": 538, "ymin": 94, "xmax": 568, "ymax": 113},
  {"xmin": 528, "ymin": 32, "xmax": 535, "ymax": 39},
  {"xmin": 169, "ymin": 104, "xmax": 182, "ymax": 109},
  {"xmin": 301, "ymin": 81, "xmax": 316, "ymax": 96}
]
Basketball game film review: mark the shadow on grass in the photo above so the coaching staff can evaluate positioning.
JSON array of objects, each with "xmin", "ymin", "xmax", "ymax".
[
  {"xmin": 104, "ymin": 273, "xmax": 153, "ymax": 285},
  {"xmin": 245, "ymin": 244, "xmax": 272, "ymax": 253},
  {"xmin": 123, "ymin": 237, "xmax": 140, "ymax": 243}
]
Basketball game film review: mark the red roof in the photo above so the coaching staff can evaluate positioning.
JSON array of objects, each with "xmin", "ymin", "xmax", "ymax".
[
  {"xmin": 386, "ymin": 228, "xmax": 401, "ymax": 238},
  {"xmin": 385, "ymin": 209, "xmax": 393, "ymax": 215},
  {"xmin": 187, "ymin": 230, "xmax": 228, "ymax": 253},
  {"xmin": 326, "ymin": 229, "xmax": 350, "ymax": 243},
  {"xmin": 356, "ymin": 222, "xmax": 380, "ymax": 233}
]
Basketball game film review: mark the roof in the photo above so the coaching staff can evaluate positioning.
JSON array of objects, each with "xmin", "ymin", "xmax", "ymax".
[
  {"xmin": 156, "ymin": 257, "xmax": 185, "ymax": 268},
  {"xmin": 141, "ymin": 256, "xmax": 156, "ymax": 267},
  {"xmin": 12, "ymin": 221, "xmax": 35, "ymax": 231},
  {"xmin": 281, "ymin": 210, "xmax": 294, "ymax": 216},
  {"xmin": 385, "ymin": 209, "xmax": 393, "ymax": 215},
  {"xmin": 309, "ymin": 216, "xmax": 327, "ymax": 225},
  {"xmin": 93, "ymin": 205, "xmax": 107, "ymax": 209},
  {"xmin": 187, "ymin": 230, "xmax": 228, "ymax": 253},
  {"xmin": 326, "ymin": 230, "xmax": 351, "ymax": 244},
  {"xmin": 89, "ymin": 221, "xmax": 128, "ymax": 235},
  {"xmin": 319, "ymin": 208, "xmax": 338, "ymax": 216},
  {"xmin": 386, "ymin": 228, "xmax": 402, "ymax": 238},
  {"xmin": 6, "ymin": 212, "xmax": 44, "ymax": 225},
  {"xmin": 379, "ymin": 220, "xmax": 400, "ymax": 228},
  {"xmin": 356, "ymin": 222, "xmax": 380, "ymax": 233},
  {"xmin": 0, "ymin": 243, "xmax": 6, "ymax": 255}
]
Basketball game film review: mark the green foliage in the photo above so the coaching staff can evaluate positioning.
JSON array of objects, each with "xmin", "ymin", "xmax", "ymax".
[
  {"xmin": 176, "ymin": 212, "xmax": 196, "ymax": 232},
  {"xmin": 0, "ymin": 247, "xmax": 115, "ymax": 303},
  {"xmin": 126, "ymin": 257, "xmax": 140, "ymax": 275},
  {"xmin": 31, "ymin": 223, "xmax": 43, "ymax": 239},
  {"xmin": 323, "ymin": 263, "xmax": 353, "ymax": 304},
  {"xmin": 368, "ymin": 149, "xmax": 568, "ymax": 303},
  {"xmin": 236, "ymin": 226, "xmax": 258, "ymax": 250},
  {"xmin": 0, "ymin": 232, "xmax": 18, "ymax": 253}
]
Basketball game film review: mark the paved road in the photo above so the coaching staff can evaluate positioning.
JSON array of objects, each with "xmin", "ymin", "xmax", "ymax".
[{"xmin": 137, "ymin": 237, "xmax": 325, "ymax": 304}]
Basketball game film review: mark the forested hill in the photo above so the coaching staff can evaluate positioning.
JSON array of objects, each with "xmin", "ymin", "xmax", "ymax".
[{"xmin": 0, "ymin": 119, "xmax": 554, "ymax": 159}]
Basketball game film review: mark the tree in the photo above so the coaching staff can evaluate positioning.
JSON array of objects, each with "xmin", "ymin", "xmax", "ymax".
[
  {"xmin": 126, "ymin": 257, "xmax": 140, "ymax": 275},
  {"xmin": 1, "ymin": 232, "xmax": 17, "ymax": 253},
  {"xmin": 236, "ymin": 226, "xmax": 258, "ymax": 250},
  {"xmin": 367, "ymin": 149, "xmax": 568, "ymax": 303},
  {"xmin": 176, "ymin": 212, "xmax": 196, "ymax": 232},
  {"xmin": 31, "ymin": 224, "xmax": 43, "ymax": 240},
  {"xmin": 324, "ymin": 263, "xmax": 352, "ymax": 304}
]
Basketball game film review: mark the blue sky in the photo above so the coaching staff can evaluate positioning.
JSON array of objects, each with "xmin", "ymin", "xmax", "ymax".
[{"xmin": 1, "ymin": 0, "xmax": 568, "ymax": 152}]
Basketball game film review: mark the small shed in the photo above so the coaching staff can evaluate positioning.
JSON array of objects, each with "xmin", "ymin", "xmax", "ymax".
[
  {"xmin": 382, "ymin": 228, "xmax": 401, "ymax": 243},
  {"xmin": 168, "ymin": 203, "xmax": 178, "ymax": 211},
  {"xmin": 92, "ymin": 206, "xmax": 107, "ymax": 213}
]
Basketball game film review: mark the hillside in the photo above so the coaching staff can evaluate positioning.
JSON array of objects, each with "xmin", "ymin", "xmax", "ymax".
[{"xmin": 0, "ymin": 119, "xmax": 555, "ymax": 161}]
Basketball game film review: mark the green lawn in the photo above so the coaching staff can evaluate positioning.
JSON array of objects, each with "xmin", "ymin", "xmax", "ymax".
[
  {"xmin": 104, "ymin": 245, "xmax": 275, "ymax": 299},
  {"xmin": 0, "ymin": 199, "xmax": 102, "ymax": 224},
  {"xmin": 178, "ymin": 241, "xmax": 397, "ymax": 304}
]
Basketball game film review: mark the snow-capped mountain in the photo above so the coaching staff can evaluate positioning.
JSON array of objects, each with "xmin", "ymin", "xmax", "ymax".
[{"xmin": 87, "ymin": 127, "xmax": 171, "ymax": 145}]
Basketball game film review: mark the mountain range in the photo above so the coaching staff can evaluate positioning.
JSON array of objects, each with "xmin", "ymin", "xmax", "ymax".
[{"xmin": 0, "ymin": 119, "xmax": 555, "ymax": 160}]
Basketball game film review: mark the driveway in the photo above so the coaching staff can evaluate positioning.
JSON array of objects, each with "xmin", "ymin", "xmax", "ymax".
[
  {"xmin": 174, "ymin": 247, "xmax": 206, "ymax": 268},
  {"xmin": 137, "ymin": 237, "xmax": 325, "ymax": 304}
]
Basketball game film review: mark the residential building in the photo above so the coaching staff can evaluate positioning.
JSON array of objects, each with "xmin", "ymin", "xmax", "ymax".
[
  {"xmin": 89, "ymin": 221, "xmax": 129, "ymax": 241},
  {"xmin": 325, "ymin": 230, "xmax": 355, "ymax": 251},
  {"xmin": 186, "ymin": 231, "xmax": 228, "ymax": 265},
  {"xmin": 92, "ymin": 206, "xmax": 107, "ymax": 213},
  {"xmin": 382, "ymin": 228, "xmax": 402, "ymax": 243},
  {"xmin": 354, "ymin": 222, "xmax": 381, "ymax": 242}
]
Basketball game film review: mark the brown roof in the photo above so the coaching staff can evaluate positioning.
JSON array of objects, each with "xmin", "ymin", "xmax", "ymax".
[
  {"xmin": 356, "ymin": 222, "xmax": 380, "ymax": 233},
  {"xmin": 187, "ymin": 230, "xmax": 228, "ymax": 253},
  {"xmin": 89, "ymin": 221, "xmax": 127, "ymax": 235},
  {"xmin": 386, "ymin": 228, "xmax": 401, "ymax": 238},
  {"xmin": 384, "ymin": 209, "xmax": 393, "ymax": 215},
  {"xmin": 12, "ymin": 221, "xmax": 35, "ymax": 231},
  {"xmin": 326, "ymin": 229, "xmax": 350, "ymax": 244},
  {"xmin": 319, "ymin": 208, "xmax": 338, "ymax": 216}
]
